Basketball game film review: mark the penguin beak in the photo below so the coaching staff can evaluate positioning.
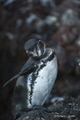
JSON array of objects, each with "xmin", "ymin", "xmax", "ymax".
[{"xmin": 26, "ymin": 49, "xmax": 38, "ymax": 57}]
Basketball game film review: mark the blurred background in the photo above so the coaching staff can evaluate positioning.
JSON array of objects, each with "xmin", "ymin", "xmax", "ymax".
[{"xmin": 0, "ymin": 0, "xmax": 80, "ymax": 120}]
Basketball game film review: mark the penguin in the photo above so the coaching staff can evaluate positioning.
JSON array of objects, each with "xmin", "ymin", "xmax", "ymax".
[{"xmin": 3, "ymin": 38, "xmax": 58, "ymax": 118}]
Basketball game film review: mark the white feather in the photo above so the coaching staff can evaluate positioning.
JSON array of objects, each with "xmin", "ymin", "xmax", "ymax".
[{"xmin": 27, "ymin": 56, "xmax": 58, "ymax": 108}]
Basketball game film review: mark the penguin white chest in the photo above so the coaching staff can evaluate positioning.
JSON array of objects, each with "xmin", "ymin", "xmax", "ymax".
[{"xmin": 31, "ymin": 56, "xmax": 58, "ymax": 106}]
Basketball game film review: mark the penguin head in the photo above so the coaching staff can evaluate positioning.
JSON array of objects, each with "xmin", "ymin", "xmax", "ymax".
[{"xmin": 25, "ymin": 38, "xmax": 46, "ymax": 58}]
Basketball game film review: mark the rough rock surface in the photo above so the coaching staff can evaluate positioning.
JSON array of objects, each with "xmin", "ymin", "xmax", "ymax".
[{"xmin": 15, "ymin": 96, "xmax": 80, "ymax": 120}]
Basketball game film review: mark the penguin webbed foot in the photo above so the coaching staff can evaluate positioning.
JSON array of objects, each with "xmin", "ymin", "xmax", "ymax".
[{"xmin": 32, "ymin": 105, "xmax": 53, "ymax": 113}]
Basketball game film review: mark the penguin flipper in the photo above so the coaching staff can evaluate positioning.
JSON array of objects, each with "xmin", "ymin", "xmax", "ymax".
[
  {"xmin": 3, "ymin": 74, "xmax": 20, "ymax": 87},
  {"xmin": 3, "ymin": 58, "xmax": 38, "ymax": 87},
  {"xmin": 3, "ymin": 63, "xmax": 37, "ymax": 87}
]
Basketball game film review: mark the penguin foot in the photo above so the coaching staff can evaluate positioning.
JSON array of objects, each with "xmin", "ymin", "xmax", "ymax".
[{"xmin": 32, "ymin": 105, "xmax": 53, "ymax": 113}]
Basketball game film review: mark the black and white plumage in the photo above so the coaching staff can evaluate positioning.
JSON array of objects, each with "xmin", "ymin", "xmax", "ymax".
[{"xmin": 4, "ymin": 38, "xmax": 58, "ymax": 118}]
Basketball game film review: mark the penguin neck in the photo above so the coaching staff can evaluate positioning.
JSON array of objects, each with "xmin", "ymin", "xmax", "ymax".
[
  {"xmin": 41, "ymin": 48, "xmax": 55, "ymax": 62},
  {"xmin": 32, "ymin": 47, "xmax": 55, "ymax": 62}
]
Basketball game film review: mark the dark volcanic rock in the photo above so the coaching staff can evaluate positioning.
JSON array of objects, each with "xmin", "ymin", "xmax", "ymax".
[{"xmin": 14, "ymin": 96, "xmax": 80, "ymax": 120}]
